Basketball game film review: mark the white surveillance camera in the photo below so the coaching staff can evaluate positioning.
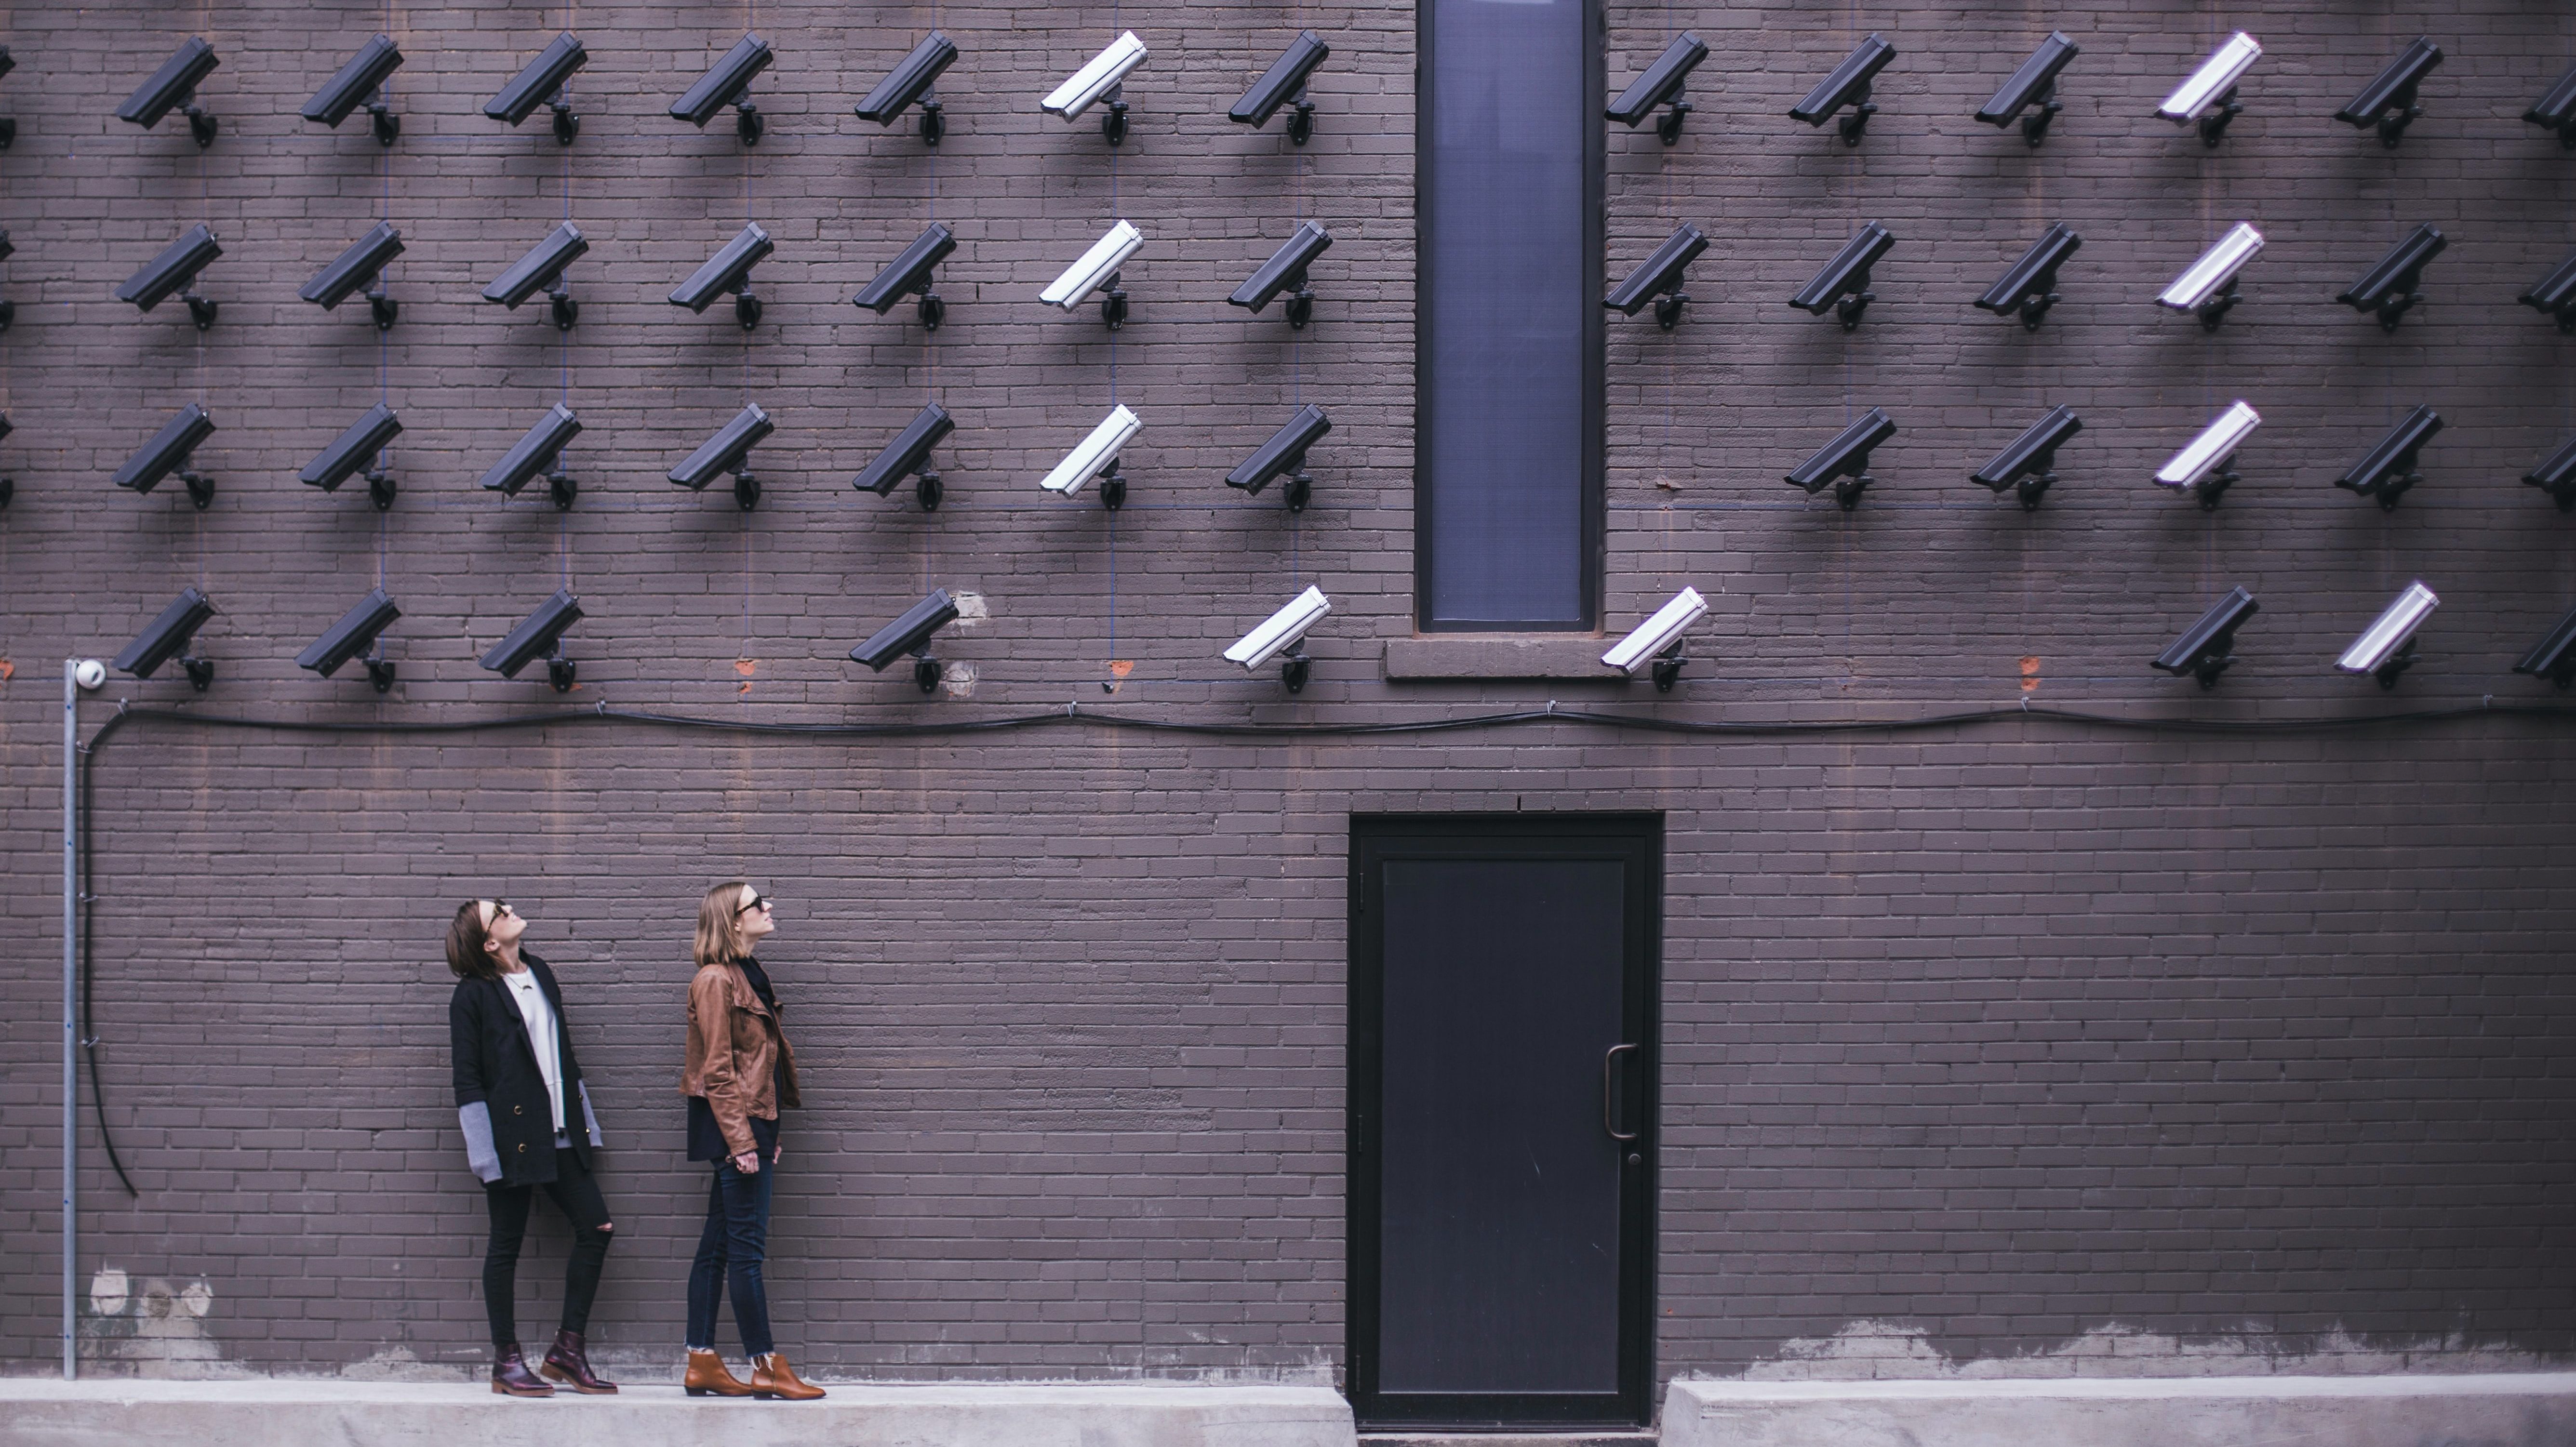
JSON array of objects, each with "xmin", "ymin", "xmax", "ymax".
[
  {"xmin": 2155, "ymin": 400, "xmax": 2261, "ymax": 509},
  {"xmin": 2337, "ymin": 582, "xmax": 2439, "ymax": 686},
  {"xmin": 2158, "ymin": 223, "xmax": 2264, "ymax": 316},
  {"xmin": 1042, "ymin": 31, "xmax": 1147, "ymax": 121},
  {"xmin": 74, "ymin": 659, "xmax": 107, "ymax": 691},
  {"xmin": 1041, "ymin": 405, "xmax": 1141, "ymax": 498},
  {"xmin": 2158, "ymin": 31, "xmax": 2261, "ymax": 124},
  {"xmin": 1225, "ymin": 586, "xmax": 1332, "ymax": 690},
  {"xmin": 1602, "ymin": 588, "xmax": 1708, "ymax": 683},
  {"xmin": 1042, "ymin": 221, "xmax": 1144, "ymax": 311}
]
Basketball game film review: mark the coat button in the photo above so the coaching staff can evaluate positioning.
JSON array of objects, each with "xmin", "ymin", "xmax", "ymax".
[
  {"xmin": 517, "ymin": 1143, "xmax": 527, "ymax": 1153},
  {"xmin": 513, "ymin": 1105, "xmax": 522, "ymax": 1115}
]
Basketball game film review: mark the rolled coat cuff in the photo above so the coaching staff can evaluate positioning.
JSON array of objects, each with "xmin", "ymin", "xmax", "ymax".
[
  {"xmin": 457, "ymin": 1102, "xmax": 502, "ymax": 1183},
  {"xmin": 577, "ymin": 1080, "xmax": 605, "ymax": 1149}
]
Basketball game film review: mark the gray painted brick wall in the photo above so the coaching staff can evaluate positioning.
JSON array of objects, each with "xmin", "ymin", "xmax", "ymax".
[{"xmin": 0, "ymin": 0, "xmax": 2572, "ymax": 1390}]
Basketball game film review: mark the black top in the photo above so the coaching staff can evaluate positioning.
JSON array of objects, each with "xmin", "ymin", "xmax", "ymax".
[
  {"xmin": 686, "ymin": 957, "xmax": 786, "ymax": 1163},
  {"xmin": 450, "ymin": 950, "xmax": 593, "ymax": 1188}
]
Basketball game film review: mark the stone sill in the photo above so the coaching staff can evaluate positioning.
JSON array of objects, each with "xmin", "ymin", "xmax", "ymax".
[{"xmin": 1383, "ymin": 636, "xmax": 1617, "ymax": 681}]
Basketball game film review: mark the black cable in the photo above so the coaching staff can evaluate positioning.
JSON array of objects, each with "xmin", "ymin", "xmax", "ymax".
[
  {"xmin": 77, "ymin": 696, "xmax": 2576, "ymax": 748},
  {"xmin": 68, "ymin": 690, "xmax": 2576, "ymax": 1193},
  {"xmin": 76, "ymin": 728, "xmax": 139, "ymax": 1199}
]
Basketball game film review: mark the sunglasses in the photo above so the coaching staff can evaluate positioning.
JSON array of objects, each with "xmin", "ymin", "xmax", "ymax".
[
  {"xmin": 484, "ymin": 901, "xmax": 516, "ymax": 923},
  {"xmin": 735, "ymin": 893, "xmax": 773, "ymax": 917}
]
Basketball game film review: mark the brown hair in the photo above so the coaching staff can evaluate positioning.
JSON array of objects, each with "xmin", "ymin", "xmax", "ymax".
[
  {"xmin": 445, "ymin": 901, "xmax": 500, "ymax": 980},
  {"xmin": 694, "ymin": 880, "xmax": 752, "ymax": 969}
]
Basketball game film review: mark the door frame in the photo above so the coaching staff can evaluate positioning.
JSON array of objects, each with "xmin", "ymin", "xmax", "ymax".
[{"xmin": 1346, "ymin": 812, "xmax": 1661, "ymax": 1429}]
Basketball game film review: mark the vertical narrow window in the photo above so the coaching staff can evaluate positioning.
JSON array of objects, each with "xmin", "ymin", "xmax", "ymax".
[{"xmin": 1417, "ymin": 0, "xmax": 1602, "ymax": 631}]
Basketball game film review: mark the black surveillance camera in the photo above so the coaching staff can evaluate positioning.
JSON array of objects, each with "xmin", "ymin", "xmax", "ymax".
[
  {"xmin": 1604, "ymin": 223, "xmax": 1708, "ymax": 331},
  {"xmin": 0, "ymin": 409, "xmax": 11, "ymax": 507},
  {"xmin": 489, "ymin": 33, "xmax": 587, "ymax": 145},
  {"xmin": 1786, "ymin": 408, "xmax": 1895, "ymax": 511},
  {"xmin": 118, "ymin": 37, "xmax": 219, "ymax": 148},
  {"xmin": 855, "ymin": 31, "xmax": 958, "ymax": 146},
  {"xmin": 854, "ymin": 223, "xmax": 956, "ymax": 331},
  {"xmin": 117, "ymin": 223, "xmax": 221, "ymax": 330},
  {"xmin": 2335, "ymin": 37, "xmax": 2440, "ymax": 147},
  {"xmin": 2336, "ymin": 223, "xmax": 2444, "ymax": 332},
  {"xmin": 671, "ymin": 33, "xmax": 771, "ymax": 145},
  {"xmin": 297, "ymin": 587, "xmax": 401, "ymax": 692},
  {"xmin": 850, "ymin": 588, "xmax": 961, "ymax": 694},
  {"xmin": 114, "ymin": 403, "xmax": 217, "ymax": 509},
  {"xmin": 480, "ymin": 588, "xmax": 584, "ymax": 691},
  {"xmin": 2519, "ymin": 247, "xmax": 2576, "ymax": 332},
  {"xmin": 481, "ymin": 403, "xmax": 584, "ymax": 510},
  {"xmin": 484, "ymin": 222, "xmax": 588, "ymax": 329},
  {"xmin": 1975, "ymin": 222, "xmax": 2081, "ymax": 331},
  {"xmin": 300, "ymin": 221, "xmax": 404, "ymax": 330},
  {"xmin": 1225, "ymin": 404, "xmax": 1331, "ymax": 513},
  {"xmin": 302, "ymin": 33, "xmax": 403, "ymax": 146},
  {"xmin": 670, "ymin": 223, "xmax": 774, "ymax": 331},
  {"xmin": 1230, "ymin": 30, "xmax": 1329, "ymax": 145},
  {"xmin": 1230, "ymin": 221, "xmax": 1332, "ymax": 329},
  {"xmin": 2151, "ymin": 587, "xmax": 2258, "ymax": 689},
  {"xmin": 114, "ymin": 586, "xmax": 218, "ymax": 690},
  {"xmin": 852, "ymin": 403, "xmax": 955, "ymax": 512},
  {"xmin": 299, "ymin": 402, "xmax": 403, "ymax": 511},
  {"xmin": 2513, "ymin": 600, "xmax": 2576, "ymax": 688},
  {"xmin": 0, "ymin": 228, "xmax": 14, "ymax": 331},
  {"xmin": 2527, "ymin": 435, "xmax": 2576, "ymax": 511},
  {"xmin": 1791, "ymin": 222, "xmax": 1893, "ymax": 330},
  {"xmin": 2335, "ymin": 404, "xmax": 2441, "ymax": 511},
  {"xmin": 1976, "ymin": 31, "xmax": 2078, "ymax": 146},
  {"xmin": 1791, "ymin": 34, "xmax": 1895, "ymax": 145},
  {"xmin": 1607, "ymin": 32, "xmax": 1708, "ymax": 146},
  {"xmin": 2526, "ymin": 58, "xmax": 2576, "ymax": 148},
  {"xmin": 669, "ymin": 404, "xmax": 774, "ymax": 510},
  {"xmin": 1970, "ymin": 404, "xmax": 2081, "ymax": 511},
  {"xmin": 0, "ymin": 46, "xmax": 15, "ymax": 150}
]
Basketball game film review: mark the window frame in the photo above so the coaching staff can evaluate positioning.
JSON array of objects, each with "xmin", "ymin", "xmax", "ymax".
[{"xmin": 1411, "ymin": 0, "xmax": 1606, "ymax": 634}]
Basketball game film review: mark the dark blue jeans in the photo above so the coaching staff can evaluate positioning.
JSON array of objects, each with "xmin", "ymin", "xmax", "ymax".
[{"xmin": 685, "ymin": 1155, "xmax": 774, "ymax": 1356}]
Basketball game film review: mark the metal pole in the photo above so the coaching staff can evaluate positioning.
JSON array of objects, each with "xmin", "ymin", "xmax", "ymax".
[{"xmin": 62, "ymin": 661, "xmax": 79, "ymax": 1381}]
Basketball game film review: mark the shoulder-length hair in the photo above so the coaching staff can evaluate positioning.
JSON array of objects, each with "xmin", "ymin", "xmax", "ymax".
[
  {"xmin": 445, "ymin": 902, "xmax": 500, "ymax": 981},
  {"xmin": 694, "ymin": 880, "xmax": 752, "ymax": 969}
]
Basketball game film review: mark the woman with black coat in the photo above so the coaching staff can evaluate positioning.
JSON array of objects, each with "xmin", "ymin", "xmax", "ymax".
[{"xmin": 447, "ymin": 898, "xmax": 617, "ymax": 1397}]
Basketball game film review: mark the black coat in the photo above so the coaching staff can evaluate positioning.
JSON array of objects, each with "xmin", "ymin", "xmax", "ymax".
[{"xmin": 450, "ymin": 951, "xmax": 595, "ymax": 1187}]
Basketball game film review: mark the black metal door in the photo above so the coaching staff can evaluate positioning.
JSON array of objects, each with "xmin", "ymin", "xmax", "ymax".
[{"xmin": 1348, "ymin": 815, "xmax": 1658, "ymax": 1428}]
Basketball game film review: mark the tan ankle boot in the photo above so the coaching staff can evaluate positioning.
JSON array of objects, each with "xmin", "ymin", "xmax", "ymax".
[
  {"xmin": 683, "ymin": 1348, "xmax": 754, "ymax": 1397},
  {"xmin": 749, "ymin": 1351, "xmax": 825, "ymax": 1401}
]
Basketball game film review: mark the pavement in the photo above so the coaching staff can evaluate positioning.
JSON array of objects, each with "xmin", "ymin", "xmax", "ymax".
[
  {"xmin": 1664, "ymin": 1371, "xmax": 2576, "ymax": 1447},
  {"xmin": 0, "ymin": 1377, "xmax": 1357, "ymax": 1447}
]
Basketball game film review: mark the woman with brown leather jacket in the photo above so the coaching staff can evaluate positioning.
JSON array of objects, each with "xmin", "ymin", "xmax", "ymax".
[{"xmin": 679, "ymin": 881, "xmax": 824, "ymax": 1401}]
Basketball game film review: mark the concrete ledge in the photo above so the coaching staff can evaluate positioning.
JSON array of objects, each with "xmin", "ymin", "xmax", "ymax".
[
  {"xmin": 0, "ymin": 1378, "xmax": 1355, "ymax": 1447},
  {"xmin": 1383, "ymin": 636, "xmax": 1614, "ymax": 681},
  {"xmin": 1663, "ymin": 1373, "xmax": 2576, "ymax": 1447}
]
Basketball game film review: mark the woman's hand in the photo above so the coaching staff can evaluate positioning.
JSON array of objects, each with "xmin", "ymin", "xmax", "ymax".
[{"xmin": 733, "ymin": 1150, "xmax": 762, "ymax": 1174}]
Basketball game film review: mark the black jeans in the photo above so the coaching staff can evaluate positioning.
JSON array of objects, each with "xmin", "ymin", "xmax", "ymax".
[
  {"xmin": 482, "ymin": 1146, "xmax": 612, "ymax": 1350},
  {"xmin": 685, "ymin": 1153, "xmax": 775, "ymax": 1356}
]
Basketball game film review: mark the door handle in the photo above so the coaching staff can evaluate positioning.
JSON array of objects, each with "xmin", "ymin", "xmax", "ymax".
[{"xmin": 1602, "ymin": 1042, "xmax": 1639, "ymax": 1142}]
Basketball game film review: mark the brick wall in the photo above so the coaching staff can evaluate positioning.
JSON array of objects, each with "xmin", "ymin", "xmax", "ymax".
[{"xmin": 0, "ymin": 0, "xmax": 2572, "ymax": 1384}]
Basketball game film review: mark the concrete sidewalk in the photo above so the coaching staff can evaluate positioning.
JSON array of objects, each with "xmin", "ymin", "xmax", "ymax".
[
  {"xmin": 0, "ymin": 1378, "xmax": 1356, "ymax": 1447},
  {"xmin": 1664, "ymin": 1372, "xmax": 2576, "ymax": 1447}
]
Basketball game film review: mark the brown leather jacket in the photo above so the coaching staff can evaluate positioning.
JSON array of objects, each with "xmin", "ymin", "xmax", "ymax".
[{"xmin": 681, "ymin": 960, "xmax": 801, "ymax": 1157}]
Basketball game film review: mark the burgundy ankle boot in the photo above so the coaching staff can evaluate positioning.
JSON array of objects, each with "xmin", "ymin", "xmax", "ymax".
[
  {"xmin": 491, "ymin": 1342, "xmax": 555, "ymax": 1397},
  {"xmin": 540, "ymin": 1328, "xmax": 618, "ymax": 1394}
]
